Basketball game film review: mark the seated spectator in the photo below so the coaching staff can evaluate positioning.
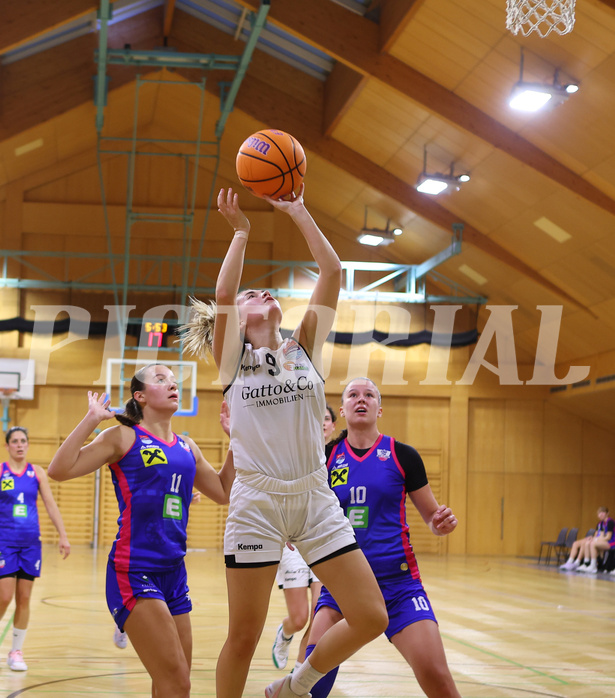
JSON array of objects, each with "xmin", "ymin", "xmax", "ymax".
[{"xmin": 560, "ymin": 507, "xmax": 613, "ymax": 573}]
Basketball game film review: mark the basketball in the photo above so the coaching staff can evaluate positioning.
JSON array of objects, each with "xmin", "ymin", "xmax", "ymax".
[{"xmin": 236, "ymin": 129, "xmax": 306, "ymax": 199}]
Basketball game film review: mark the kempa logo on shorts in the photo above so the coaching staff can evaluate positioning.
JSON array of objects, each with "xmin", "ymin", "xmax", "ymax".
[{"xmin": 237, "ymin": 543, "xmax": 263, "ymax": 550}]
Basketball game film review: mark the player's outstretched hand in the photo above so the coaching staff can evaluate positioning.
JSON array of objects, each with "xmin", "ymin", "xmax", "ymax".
[
  {"xmin": 263, "ymin": 182, "xmax": 305, "ymax": 213},
  {"xmin": 87, "ymin": 391, "xmax": 116, "ymax": 422},
  {"xmin": 217, "ymin": 187, "xmax": 251, "ymax": 234}
]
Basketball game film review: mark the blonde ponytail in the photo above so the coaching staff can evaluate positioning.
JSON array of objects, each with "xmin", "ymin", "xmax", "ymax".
[{"xmin": 178, "ymin": 297, "xmax": 217, "ymax": 359}]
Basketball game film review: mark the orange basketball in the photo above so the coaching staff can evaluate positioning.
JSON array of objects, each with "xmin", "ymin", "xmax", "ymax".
[{"xmin": 236, "ymin": 129, "xmax": 306, "ymax": 199}]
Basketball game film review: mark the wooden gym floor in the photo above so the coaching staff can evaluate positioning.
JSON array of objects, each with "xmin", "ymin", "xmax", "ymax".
[{"xmin": 1, "ymin": 546, "xmax": 614, "ymax": 697}]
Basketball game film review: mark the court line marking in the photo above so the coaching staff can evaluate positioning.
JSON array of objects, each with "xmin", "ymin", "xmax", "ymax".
[
  {"xmin": 0, "ymin": 611, "xmax": 15, "ymax": 645},
  {"xmin": 442, "ymin": 632, "xmax": 569, "ymax": 686}
]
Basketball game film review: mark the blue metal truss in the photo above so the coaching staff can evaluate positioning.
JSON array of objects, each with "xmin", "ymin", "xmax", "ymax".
[{"xmin": 0, "ymin": 244, "xmax": 487, "ymax": 306}]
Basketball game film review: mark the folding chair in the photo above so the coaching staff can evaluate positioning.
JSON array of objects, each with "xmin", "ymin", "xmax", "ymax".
[
  {"xmin": 556, "ymin": 527, "xmax": 578, "ymax": 565},
  {"xmin": 539, "ymin": 527, "xmax": 568, "ymax": 565}
]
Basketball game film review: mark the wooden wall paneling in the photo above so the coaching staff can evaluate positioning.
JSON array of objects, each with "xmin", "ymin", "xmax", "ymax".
[
  {"xmin": 448, "ymin": 391, "xmax": 468, "ymax": 554},
  {"xmin": 581, "ymin": 475, "xmax": 615, "ymax": 535},
  {"xmin": 582, "ymin": 421, "xmax": 615, "ymax": 476},
  {"xmin": 503, "ymin": 474, "xmax": 543, "ymax": 556},
  {"xmin": 543, "ymin": 403, "xmax": 583, "ymax": 475},
  {"xmin": 504, "ymin": 401, "xmax": 544, "ymax": 474},
  {"xmin": 466, "ymin": 472, "xmax": 504, "ymax": 555},
  {"xmin": 468, "ymin": 399, "xmax": 505, "ymax": 472},
  {"xmin": 186, "ymin": 438, "xmax": 228, "ymax": 549},
  {"xmin": 40, "ymin": 470, "xmax": 96, "ymax": 546},
  {"xmin": 408, "ymin": 451, "xmax": 443, "ymax": 556},
  {"xmin": 541, "ymin": 474, "xmax": 583, "ymax": 543},
  {"xmin": 406, "ymin": 397, "xmax": 449, "ymax": 452}
]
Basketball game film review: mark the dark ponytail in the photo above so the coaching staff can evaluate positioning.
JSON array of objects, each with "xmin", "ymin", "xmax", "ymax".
[
  {"xmin": 329, "ymin": 428, "xmax": 348, "ymax": 447},
  {"xmin": 115, "ymin": 396, "xmax": 144, "ymax": 427},
  {"xmin": 114, "ymin": 366, "xmax": 153, "ymax": 427}
]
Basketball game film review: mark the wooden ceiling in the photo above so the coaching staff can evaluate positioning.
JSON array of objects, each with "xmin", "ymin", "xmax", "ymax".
[{"xmin": 1, "ymin": 0, "xmax": 615, "ymax": 428}]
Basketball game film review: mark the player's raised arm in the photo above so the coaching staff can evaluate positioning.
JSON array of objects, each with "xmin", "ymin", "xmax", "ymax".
[
  {"xmin": 48, "ymin": 391, "xmax": 125, "ymax": 481},
  {"xmin": 266, "ymin": 184, "xmax": 341, "ymax": 366},
  {"xmin": 215, "ymin": 188, "xmax": 251, "ymax": 382}
]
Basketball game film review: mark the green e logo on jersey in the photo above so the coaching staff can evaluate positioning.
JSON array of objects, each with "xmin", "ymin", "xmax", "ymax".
[
  {"xmin": 330, "ymin": 467, "xmax": 348, "ymax": 487},
  {"xmin": 347, "ymin": 506, "xmax": 368, "ymax": 528},
  {"xmin": 13, "ymin": 504, "xmax": 28, "ymax": 518},
  {"xmin": 140, "ymin": 448, "xmax": 168, "ymax": 467},
  {"xmin": 163, "ymin": 494, "xmax": 183, "ymax": 520}
]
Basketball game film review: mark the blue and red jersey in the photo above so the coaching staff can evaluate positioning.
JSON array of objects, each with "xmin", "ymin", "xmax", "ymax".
[
  {"xmin": 326, "ymin": 434, "xmax": 428, "ymax": 582},
  {"xmin": 597, "ymin": 517, "xmax": 615, "ymax": 548},
  {"xmin": 0, "ymin": 462, "xmax": 41, "ymax": 547},
  {"xmin": 108, "ymin": 426, "xmax": 196, "ymax": 573}
]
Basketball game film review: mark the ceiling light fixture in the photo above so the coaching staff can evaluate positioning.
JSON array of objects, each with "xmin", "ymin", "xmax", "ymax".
[
  {"xmin": 415, "ymin": 146, "xmax": 470, "ymax": 196},
  {"xmin": 509, "ymin": 48, "xmax": 579, "ymax": 112},
  {"xmin": 357, "ymin": 208, "xmax": 403, "ymax": 247}
]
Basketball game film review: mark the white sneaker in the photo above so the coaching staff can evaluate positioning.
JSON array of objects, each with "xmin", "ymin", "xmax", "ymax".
[
  {"xmin": 271, "ymin": 624, "xmax": 294, "ymax": 670},
  {"xmin": 586, "ymin": 565, "xmax": 598, "ymax": 574},
  {"xmin": 265, "ymin": 674, "xmax": 311, "ymax": 698},
  {"xmin": 113, "ymin": 626, "xmax": 128, "ymax": 649},
  {"xmin": 7, "ymin": 650, "xmax": 28, "ymax": 671},
  {"xmin": 560, "ymin": 560, "xmax": 578, "ymax": 570},
  {"xmin": 577, "ymin": 564, "xmax": 591, "ymax": 572}
]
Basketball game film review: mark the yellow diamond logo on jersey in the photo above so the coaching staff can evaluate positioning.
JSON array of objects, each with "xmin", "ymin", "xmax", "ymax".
[
  {"xmin": 330, "ymin": 467, "xmax": 348, "ymax": 487},
  {"xmin": 1, "ymin": 478, "xmax": 14, "ymax": 491},
  {"xmin": 140, "ymin": 447, "xmax": 168, "ymax": 467}
]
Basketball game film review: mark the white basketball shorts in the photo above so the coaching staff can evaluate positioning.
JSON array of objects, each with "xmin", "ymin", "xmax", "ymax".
[{"xmin": 224, "ymin": 474, "xmax": 356, "ymax": 567}]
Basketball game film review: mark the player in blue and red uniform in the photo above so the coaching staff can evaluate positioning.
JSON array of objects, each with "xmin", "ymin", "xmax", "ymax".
[
  {"xmin": 307, "ymin": 378, "xmax": 462, "ymax": 698},
  {"xmin": 48, "ymin": 364, "xmax": 234, "ymax": 698},
  {"xmin": 0, "ymin": 426, "xmax": 70, "ymax": 672}
]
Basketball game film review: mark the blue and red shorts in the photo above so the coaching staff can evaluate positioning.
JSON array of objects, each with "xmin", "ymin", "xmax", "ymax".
[
  {"xmin": 315, "ymin": 574, "xmax": 437, "ymax": 641},
  {"xmin": 0, "ymin": 542, "xmax": 42, "ymax": 578},
  {"xmin": 106, "ymin": 560, "xmax": 192, "ymax": 632}
]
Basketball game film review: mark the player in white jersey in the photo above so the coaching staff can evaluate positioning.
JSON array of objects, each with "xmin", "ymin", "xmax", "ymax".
[{"xmin": 182, "ymin": 185, "xmax": 387, "ymax": 698}]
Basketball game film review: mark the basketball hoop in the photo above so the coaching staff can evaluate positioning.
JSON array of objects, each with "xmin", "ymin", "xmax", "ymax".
[{"xmin": 506, "ymin": 0, "xmax": 576, "ymax": 37}]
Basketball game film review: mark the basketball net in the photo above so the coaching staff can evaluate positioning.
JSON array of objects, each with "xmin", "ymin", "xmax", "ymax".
[{"xmin": 506, "ymin": 0, "xmax": 575, "ymax": 37}]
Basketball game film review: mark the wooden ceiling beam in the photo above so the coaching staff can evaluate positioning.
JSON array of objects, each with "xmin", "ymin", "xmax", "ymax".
[
  {"xmin": 0, "ymin": 7, "xmax": 164, "ymax": 143},
  {"xmin": 323, "ymin": 63, "xmax": 366, "ymax": 136},
  {"xmin": 163, "ymin": 0, "xmax": 177, "ymax": 39},
  {"xmin": 234, "ymin": 0, "xmax": 615, "ymax": 220},
  {"xmin": 379, "ymin": 0, "xmax": 426, "ymax": 52},
  {"xmin": 0, "ymin": 0, "xmax": 121, "ymax": 55}
]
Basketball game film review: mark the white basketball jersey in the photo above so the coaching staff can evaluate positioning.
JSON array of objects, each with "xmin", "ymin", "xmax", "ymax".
[{"xmin": 225, "ymin": 338, "xmax": 326, "ymax": 482}]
